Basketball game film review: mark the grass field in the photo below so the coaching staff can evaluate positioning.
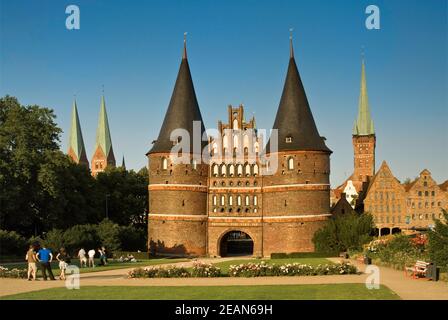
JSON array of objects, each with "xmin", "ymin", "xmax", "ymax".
[
  {"xmin": 213, "ymin": 258, "xmax": 333, "ymax": 274},
  {"xmin": 1, "ymin": 258, "xmax": 188, "ymax": 277},
  {"xmin": 0, "ymin": 284, "xmax": 400, "ymax": 300}
]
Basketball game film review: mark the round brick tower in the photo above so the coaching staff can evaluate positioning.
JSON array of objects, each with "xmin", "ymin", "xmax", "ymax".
[
  {"xmin": 147, "ymin": 38, "xmax": 208, "ymax": 256},
  {"xmin": 262, "ymin": 36, "xmax": 332, "ymax": 255}
]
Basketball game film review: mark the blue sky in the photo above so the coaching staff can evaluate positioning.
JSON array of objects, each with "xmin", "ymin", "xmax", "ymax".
[{"xmin": 1, "ymin": 0, "xmax": 447, "ymax": 186}]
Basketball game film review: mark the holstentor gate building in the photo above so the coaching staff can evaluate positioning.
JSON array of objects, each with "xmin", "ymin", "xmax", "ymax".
[{"xmin": 146, "ymin": 36, "xmax": 332, "ymax": 257}]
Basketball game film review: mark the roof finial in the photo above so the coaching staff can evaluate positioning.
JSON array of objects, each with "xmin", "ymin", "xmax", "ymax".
[
  {"xmin": 289, "ymin": 28, "xmax": 294, "ymax": 58},
  {"xmin": 183, "ymin": 32, "xmax": 188, "ymax": 60}
]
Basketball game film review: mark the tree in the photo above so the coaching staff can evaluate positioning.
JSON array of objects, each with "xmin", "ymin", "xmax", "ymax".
[
  {"xmin": 428, "ymin": 209, "xmax": 448, "ymax": 269},
  {"xmin": 0, "ymin": 96, "xmax": 61, "ymax": 235},
  {"xmin": 96, "ymin": 166, "xmax": 148, "ymax": 228},
  {"xmin": 313, "ymin": 213, "xmax": 374, "ymax": 254}
]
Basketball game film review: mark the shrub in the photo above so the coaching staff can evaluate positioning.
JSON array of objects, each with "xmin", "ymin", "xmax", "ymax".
[
  {"xmin": 97, "ymin": 219, "xmax": 121, "ymax": 252},
  {"xmin": 63, "ymin": 224, "xmax": 100, "ymax": 254},
  {"xmin": 228, "ymin": 261, "xmax": 357, "ymax": 277},
  {"xmin": 0, "ymin": 230, "xmax": 27, "ymax": 256},
  {"xmin": 428, "ymin": 209, "xmax": 448, "ymax": 269},
  {"xmin": 0, "ymin": 266, "xmax": 27, "ymax": 278},
  {"xmin": 42, "ymin": 229, "xmax": 65, "ymax": 252},
  {"xmin": 191, "ymin": 261, "xmax": 221, "ymax": 277},
  {"xmin": 313, "ymin": 213, "xmax": 373, "ymax": 254},
  {"xmin": 128, "ymin": 265, "xmax": 190, "ymax": 278}
]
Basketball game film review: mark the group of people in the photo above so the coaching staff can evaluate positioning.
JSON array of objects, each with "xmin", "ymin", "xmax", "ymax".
[
  {"xmin": 77, "ymin": 247, "xmax": 108, "ymax": 268},
  {"xmin": 25, "ymin": 244, "xmax": 108, "ymax": 281}
]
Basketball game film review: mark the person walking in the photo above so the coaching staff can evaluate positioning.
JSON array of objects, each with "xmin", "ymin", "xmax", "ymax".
[
  {"xmin": 98, "ymin": 247, "xmax": 107, "ymax": 266},
  {"xmin": 56, "ymin": 248, "xmax": 70, "ymax": 280},
  {"xmin": 25, "ymin": 244, "xmax": 37, "ymax": 281},
  {"xmin": 88, "ymin": 248, "xmax": 96, "ymax": 268},
  {"xmin": 36, "ymin": 246, "xmax": 55, "ymax": 281},
  {"xmin": 77, "ymin": 248, "xmax": 87, "ymax": 268}
]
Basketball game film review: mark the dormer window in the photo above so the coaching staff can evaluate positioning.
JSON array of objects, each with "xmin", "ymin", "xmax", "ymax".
[{"xmin": 285, "ymin": 136, "xmax": 293, "ymax": 143}]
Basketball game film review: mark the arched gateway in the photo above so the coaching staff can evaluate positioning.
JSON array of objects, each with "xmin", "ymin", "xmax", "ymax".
[{"xmin": 219, "ymin": 231, "xmax": 254, "ymax": 257}]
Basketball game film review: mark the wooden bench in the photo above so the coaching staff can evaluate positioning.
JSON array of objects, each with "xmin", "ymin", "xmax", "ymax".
[{"xmin": 404, "ymin": 260, "xmax": 430, "ymax": 279}]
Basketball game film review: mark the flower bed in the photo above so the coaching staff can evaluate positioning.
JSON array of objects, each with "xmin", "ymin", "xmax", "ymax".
[
  {"xmin": 228, "ymin": 261, "xmax": 357, "ymax": 277},
  {"xmin": 128, "ymin": 261, "xmax": 357, "ymax": 278},
  {"xmin": 0, "ymin": 266, "xmax": 27, "ymax": 279},
  {"xmin": 128, "ymin": 262, "xmax": 221, "ymax": 278}
]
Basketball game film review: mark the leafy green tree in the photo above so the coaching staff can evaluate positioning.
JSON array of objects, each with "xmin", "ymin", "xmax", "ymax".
[
  {"xmin": 42, "ymin": 229, "xmax": 65, "ymax": 252},
  {"xmin": 97, "ymin": 219, "xmax": 122, "ymax": 252},
  {"xmin": 0, "ymin": 96, "xmax": 61, "ymax": 235},
  {"xmin": 428, "ymin": 209, "xmax": 448, "ymax": 269},
  {"xmin": 96, "ymin": 166, "xmax": 148, "ymax": 228},
  {"xmin": 0, "ymin": 230, "xmax": 27, "ymax": 256},
  {"xmin": 313, "ymin": 213, "xmax": 374, "ymax": 254},
  {"xmin": 63, "ymin": 224, "xmax": 100, "ymax": 254}
]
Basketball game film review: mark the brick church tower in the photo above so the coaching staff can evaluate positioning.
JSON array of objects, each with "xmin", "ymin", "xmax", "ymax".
[
  {"xmin": 91, "ymin": 95, "xmax": 116, "ymax": 176},
  {"xmin": 67, "ymin": 99, "xmax": 89, "ymax": 167},
  {"xmin": 352, "ymin": 57, "xmax": 375, "ymax": 182},
  {"xmin": 262, "ymin": 35, "xmax": 332, "ymax": 253},
  {"xmin": 147, "ymin": 37, "xmax": 208, "ymax": 256}
]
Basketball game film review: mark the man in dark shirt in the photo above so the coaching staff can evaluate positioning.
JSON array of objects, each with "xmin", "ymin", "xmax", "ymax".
[{"xmin": 36, "ymin": 247, "xmax": 55, "ymax": 280}]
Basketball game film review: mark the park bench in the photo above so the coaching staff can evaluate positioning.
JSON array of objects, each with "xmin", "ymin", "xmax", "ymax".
[{"xmin": 404, "ymin": 260, "xmax": 430, "ymax": 279}]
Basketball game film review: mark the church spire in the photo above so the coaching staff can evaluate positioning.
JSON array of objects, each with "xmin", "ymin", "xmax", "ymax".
[
  {"xmin": 91, "ymin": 92, "xmax": 116, "ymax": 175},
  {"xmin": 121, "ymin": 155, "xmax": 126, "ymax": 169},
  {"xmin": 68, "ymin": 98, "xmax": 88, "ymax": 166},
  {"xmin": 289, "ymin": 28, "xmax": 294, "ymax": 59},
  {"xmin": 353, "ymin": 55, "xmax": 375, "ymax": 136},
  {"xmin": 183, "ymin": 32, "xmax": 187, "ymax": 60},
  {"xmin": 268, "ymin": 32, "xmax": 331, "ymax": 153},
  {"xmin": 148, "ymin": 34, "xmax": 206, "ymax": 154}
]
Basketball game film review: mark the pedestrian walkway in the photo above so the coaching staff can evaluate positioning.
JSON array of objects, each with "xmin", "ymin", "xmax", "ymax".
[{"xmin": 1, "ymin": 257, "xmax": 447, "ymax": 299}]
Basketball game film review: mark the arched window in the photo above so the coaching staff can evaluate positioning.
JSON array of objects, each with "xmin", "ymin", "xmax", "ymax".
[
  {"xmin": 287, "ymin": 157, "xmax": 294, "ymax": 170},
  {"xmin": 237, "ymin": 195, "xmax": 242, "ymax": 206},
  {"xmin": 245, "ymin": 195, "xmax": 250, "ymax": 206},
  {"xmin": 229, "ymin": 164, "xmax": 235, "ymax": 176},
  {"xmin": 254, "ymin": 195, "xmax": 258, "ymax": 206},
  {"xmin": 223, "ymin": 135, "xmax": 229, "ymax": 149},
  {"xmin": 253, "ymin": 164, "xmax": 259, "ymax": 176},
  {"xmin": 162, "ymin": 157, "xmax": 168, "ymax": 170},
  {"xmin": 229, "ymin": 196, "xmax": 233, "ymax": 206},
  {"xmin": 213, "ymin": 195, "xmax": 217, "ymax": 206},
  {"xmin": 233, "ymin": 135, "xmax": 239, "ymax": 150},
  {"xmin": 233, "ymin": 119, "xmax": 239, "ymax": 130},
  {"xmin": 220, "ymin": 195, "xmax": 225, "ymax": 206},
  {"xmin": 220, "ymin": 164, "xmax": 226, "ymax": 177},
  {"xmin": 212, "ymin": 164, "xmax": 219, "ymax": 176},
  {"xmin": 237, "ymin": 164, "xmax": 243, "ymax": 176},
  {"xmin": 245, "ymin": 163, "xmax": 251, "ymax": 176},
  {"xmin": 192, "ymin": 159, "xmax": 197, "ymax": 170}
]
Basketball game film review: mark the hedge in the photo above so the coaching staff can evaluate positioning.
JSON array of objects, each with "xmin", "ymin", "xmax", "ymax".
[{"xmin": 270, "ymin": 252, "xmax": 336, "ymax": 259}]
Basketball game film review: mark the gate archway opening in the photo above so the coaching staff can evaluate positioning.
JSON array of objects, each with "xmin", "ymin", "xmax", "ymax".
[{"xmin": 219, "ymin": 231, "xmax": 253, "ymax": 257}]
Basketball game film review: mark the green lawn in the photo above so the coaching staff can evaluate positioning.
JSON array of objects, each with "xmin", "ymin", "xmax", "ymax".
[
  {"xmin": 1, "ymin": 258, "xmax": 188, "ymax": 277},
  {"xmin": 214, "ymin": 258, "xmax": 333, "ymax": 274},
  {"xmin": 0, "ymin": 284, "xmax": 400, "ymax": 300}
]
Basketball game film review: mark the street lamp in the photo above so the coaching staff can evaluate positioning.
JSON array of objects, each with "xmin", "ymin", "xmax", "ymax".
[{"xmin": 105, "ymin": 194, "xmax": 110, "ymax": 219}]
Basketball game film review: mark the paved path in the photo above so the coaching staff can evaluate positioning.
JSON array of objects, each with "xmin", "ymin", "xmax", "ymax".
[{"xmin": 1, "ymin": 257, "xmax": 447, "ymax": 299}]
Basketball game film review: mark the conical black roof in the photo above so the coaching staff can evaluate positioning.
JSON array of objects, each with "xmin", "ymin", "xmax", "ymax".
[
  {"xmin": 148, "ymin": 45, "xmax": 206, "ymax": 154},
  {"xmin": 267, "ymin": 44, "xmax": 331, "ymax": 153}
]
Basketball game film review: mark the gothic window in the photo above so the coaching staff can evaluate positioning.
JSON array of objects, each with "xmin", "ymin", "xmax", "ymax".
[
  {"xmin": 220, "ymin": 195, "xmax": 225, "ymax": 206},
  {"xmin": 245, "ymin": 163, "xmax": 251, "ymax": 176},
  {"xmin": 162, "ymin": 158, "xmax": 168, "ymax": 170},
  {"xmin": 254, "ymin": 195, "xmax": 258, "ymax": 206},
  {"xmin": 425, "ymin": 191, "xmax": 429, "ymax": 197},
  {"xmin": 418, "ymin": 191, "xmax": 422, "ymax": 197},
  {"xmin": 245, "ymin": 195, "xmax": 250, "ymax": 206},
  {"xmin": 253, "ymin": 164, "xmax": 259, "ymax": 176},
  {"xmin": 229, "ymin": 196, "xmax": 233, "ymax": 206},
  {"xmin": 237, "ymin": 164, "xmax": 243, "ymax": 176},
  {"xmin": 212, "ymin": 164, "xmax": 219, "ymax": 177},
  {"xmin": 220, "ymin": 164, "xmax": 226, "ymax": 177},
  {"xmin": 287, "ymin": 157, "xmax": 294, "ymax": 170},
  {"xmin": 233, "ymin": 119, "xmax": 239, "ymax": 130},
  {"xmin": 424, "ymin": 181, "xmax": 428, "ymax": 187},
  {"xmin": 229, "ymin": 164, "xmax": 235, "ymax": 177},
  {"xmin": 192, "ymin": 159, "xmax": 197, "ymax": 170},
  {"xmin": 237, "ymin": 195, "xmax": 242, "ymax": 206},
  {"xmin": 213, "ymin": 195, "xmax": 217, "ymax": 206}
]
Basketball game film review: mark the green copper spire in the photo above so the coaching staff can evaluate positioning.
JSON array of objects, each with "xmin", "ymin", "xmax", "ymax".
[
  {"xmin": 353, "ymin": 57, "xmax": 375, "ymax": 136},
  {"xmin": 95, "ymin": 95, "xmax": 113, "ymax": 158},
  {"xmin": 68, "ymin": 99, "xmax": 87, "ymax": 163}
]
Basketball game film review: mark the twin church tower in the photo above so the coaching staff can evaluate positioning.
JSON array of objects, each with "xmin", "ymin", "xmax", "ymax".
[{"xmin": 67, "ymin": 95, "xmax": 117, "ymax": 176}]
